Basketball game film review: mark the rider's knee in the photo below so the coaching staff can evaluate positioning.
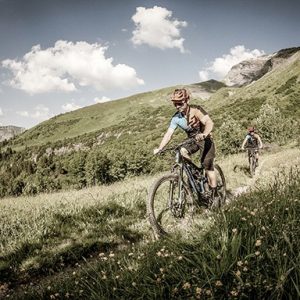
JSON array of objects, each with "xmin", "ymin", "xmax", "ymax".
[{"xmin": 180, "ymin": 147, "xmax": 189, "ymax": 157}]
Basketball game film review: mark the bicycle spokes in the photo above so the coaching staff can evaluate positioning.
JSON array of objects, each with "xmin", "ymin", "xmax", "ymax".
[{"xmin": 149, "ymin": 175, "xmax": 204, "ymax": 237}]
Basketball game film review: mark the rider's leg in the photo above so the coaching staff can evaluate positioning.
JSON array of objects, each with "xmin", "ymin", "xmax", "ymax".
[
  {"xmin": 207, "ymin": 169, "xmax": 218, "ymax": 204},
  {"xmin": 201, "ymin": 139, "xmax": 217, "ymax": 201},
  {"xmin": 255, "ymin": 151, "xmax": 259, "ymax": 166},
  {"xmin": 180, "ymin": 147, "xmax": 192, "ymax": 161},
  {"xmin": 201, "ymin": 139, "xmax": 216, "ymax": 189},
  {"xmin": 206, "ymin": 170, "xmax": 217, "ymax": 188},
  {"xmin": 180, "ymin": 140, "xmax": 200, "ymax": 162}
]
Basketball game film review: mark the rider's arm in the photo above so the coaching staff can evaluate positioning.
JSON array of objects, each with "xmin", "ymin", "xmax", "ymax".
[
  {"xmin": 154, "ymin": 128, "xmax": 175, "ymax": 154},
  {"xmin": 257, "ymin": 135, "xmax": 263, "ymax": 149},
  {"xmin": 200, "ymin": 115, "xmax": 214, "ymax": 136},
  {"xmin": 194, "ymin": 109, "xmax": 214, "ymax": 138},
  {"xmin": 241, "ymin": 137, "xmax": 248, "ymax": 149}
]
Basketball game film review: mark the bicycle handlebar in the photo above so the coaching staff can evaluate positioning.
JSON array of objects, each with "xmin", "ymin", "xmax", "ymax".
[
  {"xmin": 157, "ymin": 136, "xmax": 197, "ymax": 155},
  {"xmin": 242, "ymin": 147, "xmax": 261, "ymax": 150}
]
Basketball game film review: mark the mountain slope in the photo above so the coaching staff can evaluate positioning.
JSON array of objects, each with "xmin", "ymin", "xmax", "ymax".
[
  {"xmin": 5, "ymin": 47, "xmax": 298, "ymax": 150},
  {"xmin": 12, "ymin": 80, "xmax": 224, "ymax": 148}
]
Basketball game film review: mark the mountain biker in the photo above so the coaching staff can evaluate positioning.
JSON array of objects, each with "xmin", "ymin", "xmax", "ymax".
[
  {"xmin": 241, "ymin": 126, "xmax": 263, "ymax": 166},
  {"xmin": 153, "ymin": 88, "xmax": 217, "ymax": 197}
]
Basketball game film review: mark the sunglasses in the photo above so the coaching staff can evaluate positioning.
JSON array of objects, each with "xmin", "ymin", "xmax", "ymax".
[{"xmin": 173, "ymin": 101, "xmax": 185, "ymax": 107}]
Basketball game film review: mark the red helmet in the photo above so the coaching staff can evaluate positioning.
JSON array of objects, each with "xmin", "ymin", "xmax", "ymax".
[
  {"xmin": 248, "ymin": 126, "xmax": 255, "ymax": 132},
  {"xmin": 170, "ymin": 88, "xmax": 190, "ymax": 102}
]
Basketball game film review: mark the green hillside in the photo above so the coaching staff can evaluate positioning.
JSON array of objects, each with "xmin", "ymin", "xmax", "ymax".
[
  {"xmin": 8, "ymin": 52, "xmax": 299, "ymax": 151},
  {"xmin": 0, "ymin": 52, "xmax": 299, "ymax": 198},
  {"xmin": 11, "ymin": 80, "xmax": 224, "ymax": 148}
]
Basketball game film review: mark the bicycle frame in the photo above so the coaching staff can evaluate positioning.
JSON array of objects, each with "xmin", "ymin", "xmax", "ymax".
[{"xmin": 171, "ymin": 148, "xmax": 207, "ymax": 207}]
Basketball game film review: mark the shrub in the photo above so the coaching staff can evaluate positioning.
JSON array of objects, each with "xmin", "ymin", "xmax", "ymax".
[
  {"xmin": 216, "ymin": 116, "xmax": 244, "ymax": 154},
  {"xmin": 255, "ymin": 103, "xmax": 297, "ymax": 144},
  {"xmin": 85, "ymin": 149, "xmax": 111, "ymax": 186}
]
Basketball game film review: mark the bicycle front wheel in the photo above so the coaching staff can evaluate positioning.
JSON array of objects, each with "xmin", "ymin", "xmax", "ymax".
[{"xmin": 147, "ymin": 174, "xmax": 203, "ymax": 238}]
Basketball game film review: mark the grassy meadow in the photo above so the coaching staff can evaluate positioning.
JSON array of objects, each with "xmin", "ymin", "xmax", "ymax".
[{"xmin": 0, "ymin": 145, "xmax": 299, "ymax": 299}]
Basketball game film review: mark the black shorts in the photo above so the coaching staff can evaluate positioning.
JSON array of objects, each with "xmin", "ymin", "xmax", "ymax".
[{"xmin": 181, "ymin": 138, "xmax": 215, "ymax": 171}]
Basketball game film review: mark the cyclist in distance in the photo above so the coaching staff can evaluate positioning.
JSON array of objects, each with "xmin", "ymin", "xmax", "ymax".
[
  {"xmin": 241, "ymin": 126, "xmax": 263, "ymax": 166},
  {"xmin": 153, "ymin": 88, "xmax": 217, "ymax": 197}
]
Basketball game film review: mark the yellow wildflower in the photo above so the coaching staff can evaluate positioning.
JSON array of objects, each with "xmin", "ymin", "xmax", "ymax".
[
  {"xmin": 183, "ymin": 282, "xmax": 191, "ymax": 289},
  {"xmin": 215, "ymin": 280, "xmax": 223, "ymax": 287},
  {"xmin": 255, "ymin": 240, "xmax": 262, "ymax": 247}
]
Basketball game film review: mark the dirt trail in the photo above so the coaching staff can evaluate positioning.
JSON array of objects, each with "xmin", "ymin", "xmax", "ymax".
[
  {"xmin": 231, "ymin": 156, "xmax": 268, "ymax": 197},
  {"xmin": 229, "ymin": 146, "xmax": 300, "ymax": 199}
]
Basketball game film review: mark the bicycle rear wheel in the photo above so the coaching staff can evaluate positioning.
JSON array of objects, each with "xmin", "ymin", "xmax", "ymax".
[
  {"xmin": 249, "ymin": 155, "xmax": 256, "ymax": 177},
  {"xmin": 147, "ymin": 174, "xmax": 204, "ymax": 238}
]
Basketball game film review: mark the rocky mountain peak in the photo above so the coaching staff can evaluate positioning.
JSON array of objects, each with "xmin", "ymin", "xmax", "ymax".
[{"xmin": 224, "ymin": 47, "xmax": 300, "ymax": 87}]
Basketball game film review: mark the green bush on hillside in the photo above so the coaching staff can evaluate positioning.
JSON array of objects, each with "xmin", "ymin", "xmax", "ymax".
[
  {"xmin": 216, "ymin": 116, "xmax": 244, "ymax": 155},
  {"xmin": 255, "ymin": 103, "xmax": 297, "ymax": 144},
  {"xmin": 85, "ymin": 149, "xmax": 111, "ymax": 186},
  {"xmin": 275, "ymin": 76, "xmax": 298, "ymax": 95}
]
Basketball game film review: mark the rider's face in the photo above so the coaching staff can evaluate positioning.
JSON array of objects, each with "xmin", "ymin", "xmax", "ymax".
[{"xmin": 173, "ymin": 100, "xmax": 187, "ymax": 112}]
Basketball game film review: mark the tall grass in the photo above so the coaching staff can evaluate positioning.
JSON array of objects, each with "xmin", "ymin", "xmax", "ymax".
[
  {"xmin": 1, "ymin": 147, "xmax": 299, "ymax": 299},
  {"xmin": 0, "ymin": 177, "xmax": 153, "ymax": 285},
  {"xmin": 5, "ymin": 166, "xmax": 300, "ymax": 299}
]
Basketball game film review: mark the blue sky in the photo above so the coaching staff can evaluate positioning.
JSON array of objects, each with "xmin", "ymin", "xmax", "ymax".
[{"xmin": 0, "ymin": 0, "xmax": 299, "ymax": 128}]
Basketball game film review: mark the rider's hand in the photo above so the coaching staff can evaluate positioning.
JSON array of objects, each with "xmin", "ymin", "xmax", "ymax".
[
  {"xmin": 195, "ymin": 133, "xmax": 206, "ymax": 141},
  {"xmin": 153, "ymin": 148, "xmax": 161, "ymax": 155}
]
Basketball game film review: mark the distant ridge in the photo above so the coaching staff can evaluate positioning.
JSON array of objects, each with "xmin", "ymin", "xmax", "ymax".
[{"xmin": 0, "ymin": 125, "xmax": 25, "ymax": 142}]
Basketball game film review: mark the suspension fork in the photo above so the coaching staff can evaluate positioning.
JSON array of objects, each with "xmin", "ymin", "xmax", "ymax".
[
  {"xmin": 169, "ymin": 162, "xmax": 186, "ymax": 211},
  {"xmin": 178, "ymin": 163, "xmax": 186, "ymax": 208}
]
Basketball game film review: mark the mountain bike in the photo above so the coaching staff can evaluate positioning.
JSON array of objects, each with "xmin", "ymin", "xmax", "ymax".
[
  {"xmin": 244, "ymin": 147, "xmax": 259, "ymax": 177},
  {"xmin": 147, "ymin": 139, "xmax": 226, "ymax": 238}
]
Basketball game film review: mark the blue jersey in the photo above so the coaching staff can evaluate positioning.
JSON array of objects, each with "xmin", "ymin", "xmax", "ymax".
[
  {"xmin": 169, "ymin": 112, "xmax": 189, "ymax": 131},
  {"xmin": 169, "ymin": 105, "xmax": 208, "ymax": 137}
]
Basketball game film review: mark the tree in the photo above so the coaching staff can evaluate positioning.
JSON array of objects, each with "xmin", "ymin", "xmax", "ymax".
[
  {"xmin": 68, "ymin": 152, "xmax": 87, "ymax": 188},
  {"xmin": 85, "ymin": 149, "xmax": 111, "ymax": 186},
  {"xmin": 255, "ymin": 103, "xmax": 296, "ymax": 144}
]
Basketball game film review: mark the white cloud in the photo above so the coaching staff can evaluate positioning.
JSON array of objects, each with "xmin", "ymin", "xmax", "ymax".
[
  {"xmin": 62, "ymin": 102, "xmax": 82, "ymax": 112},
  {"xmin": 94, "ymin": 96, "xmax": 111, "ymax": 103},
  {"xmin": 199, "ymin": 70, "xmax": 209, "ymax": 82},
  {"xmin": 2, "ymin": 40, "xmax": 144, "ymax": 95},
  {"xmin": 17, "ymin": 111, "xmax": 30, "ymax": 117},
  {"xmin": 0, "ymin": 107, "xmax": 3, "ymax": 116},
  {"xmin": 17, "ymin": 104, "xmax": 52, "ymax": 120},
  {"xmin": 131, "ymin": 6, "xmax": 187, "ymax": 53},
  {"xmin": 199, "ymin": 45, "xmax": 265, "ymax": 81}
]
